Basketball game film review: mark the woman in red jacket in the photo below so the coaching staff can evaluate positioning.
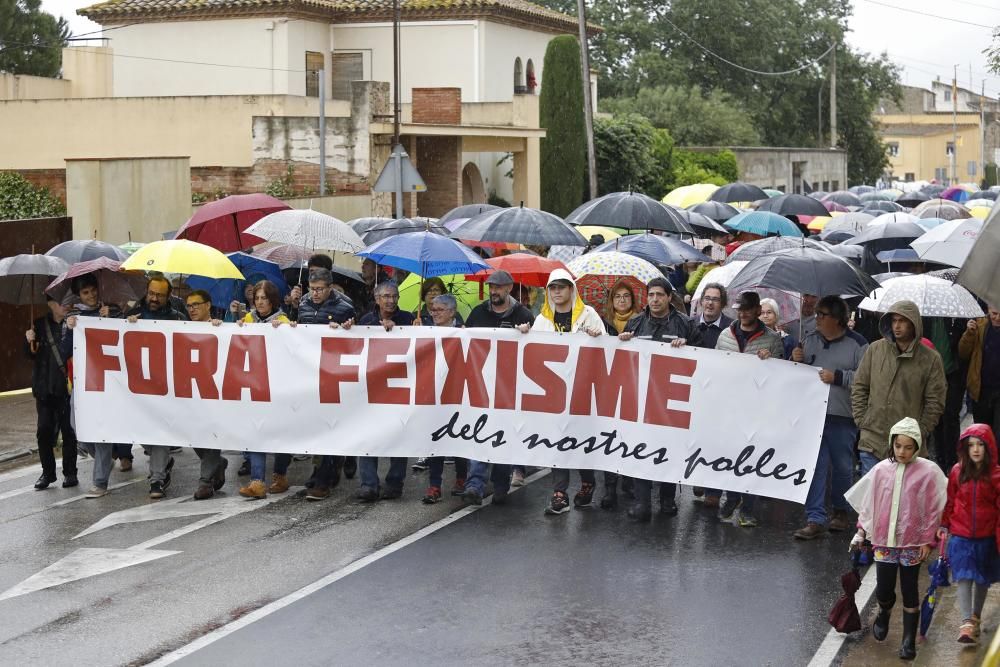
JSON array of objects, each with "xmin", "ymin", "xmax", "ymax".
[{"xmin": 938, "ymin": 424, "xmax": 1000, "ymax": 645}]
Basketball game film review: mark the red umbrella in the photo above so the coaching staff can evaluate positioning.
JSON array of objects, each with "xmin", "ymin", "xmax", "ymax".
[
  {"xmin": 177, "ymin": 194, "xmax": 290, "ymax": 252},
  {"xmin": 45, "ymin": 256, "xmax": 147, "ymax": 307},
  {"xmin": 466, "ymin": 254, "xmax": 568, "ymax": 287}
]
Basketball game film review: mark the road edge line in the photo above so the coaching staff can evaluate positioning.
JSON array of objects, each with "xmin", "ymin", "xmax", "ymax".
[{"xmin": 806, "ymin": 562, "xmax": 879, "ymax": 667}]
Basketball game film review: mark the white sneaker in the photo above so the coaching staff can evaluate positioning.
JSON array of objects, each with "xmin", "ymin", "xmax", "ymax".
[
  {"xmin": 85, "ymin": 486, "xmax": 108, "ymax": 499},
  {"xmin": 510, "ymin": 469, "xmax": 525, "ymax": 487}
]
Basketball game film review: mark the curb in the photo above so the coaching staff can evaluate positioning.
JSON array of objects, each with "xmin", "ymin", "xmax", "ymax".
[{"xmin": 0, "ymin": 448, "xmax": 32, "ymax": 464}]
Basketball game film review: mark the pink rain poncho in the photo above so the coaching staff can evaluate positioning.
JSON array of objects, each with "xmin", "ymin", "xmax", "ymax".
[{"xmin": 844, "ymin": 417, "xmax": 947, "ymax": 549}]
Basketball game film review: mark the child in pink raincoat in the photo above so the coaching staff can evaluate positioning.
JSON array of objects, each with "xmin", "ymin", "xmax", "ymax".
[{"xmin": 844, "ymin": 416, "xmax": 948, "ymax": 661}]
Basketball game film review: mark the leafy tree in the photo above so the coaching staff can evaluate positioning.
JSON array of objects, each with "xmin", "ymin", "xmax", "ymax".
[
  {"xmin": 539, "ymin": 34, "xmax": 586, "ymax": 216},
  {"xmin": 0, "ymin": 0, "xmax": 70, "ymax": 77},
  {"xmin": 666, "ymin": 149, "xmax": 738, "ymax": 190},
  {"xmin": 592, "ymin": 113, "xmax": 660, "ymax": 196},
  {"xmin": 987, "ymin": 27, "xmax": 1000, "ymax": 75},
  {"xmin": 0, "ymin": 172, "xmax": 65, "ymax": 220}
]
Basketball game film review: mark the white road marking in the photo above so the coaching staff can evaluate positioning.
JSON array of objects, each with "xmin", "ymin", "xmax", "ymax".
[
  {"xmin": 806, "ymin": 563, "xmax": 879, "ymax": 667},
  {"xmin": 147, "ymin": 469, "xmax": 550, "ymax": 666},
  {"xmin": 49, "ymin": 478, "xmax": 146, "ymax": 507},
  {"xmin": 0, "ymin": 484, "xmax": 37, "ymax": 502}
]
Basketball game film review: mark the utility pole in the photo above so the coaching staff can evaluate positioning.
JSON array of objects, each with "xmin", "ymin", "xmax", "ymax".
[
  {"xmin": 577, "ymin": 0, "xmax": 597, "ymax": 200},
  {"xmin": 981, "ymin": 80, "xmax": 986, "ymax": 188},
  {"xmin": 319, "ymin": 69, "xmax": 326, "ymax": 196},
  {"xmin": 817, "ymin": 82, "xmax": 823, "ymax": 148},
  {"xmin": 392, "ymin": 0, "xmax": 403, "ymax": 217},
  {"xmin": 829, "ymin": 42, "xmax": 837, "ymax": 149},
  {"xmin": 952, "ymin": 65, "xmax": 958, "ymax": 185}
]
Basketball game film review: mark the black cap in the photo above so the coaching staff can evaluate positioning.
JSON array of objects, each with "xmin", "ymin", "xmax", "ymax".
[
  {"xmin": 485, "ymin": 269, "xmax": 514, "ymax": 286},
  {"xmin": 736, "ymin": 291, "xmax": 761, "ymax": 310}
]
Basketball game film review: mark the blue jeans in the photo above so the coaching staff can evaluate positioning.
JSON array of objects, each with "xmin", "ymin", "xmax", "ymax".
[
  {"xmin": 248, "ymin": 452, "xmax": 292, "ymax": 482},
  {"xmin": 859, "ymin": 451, "xmax": 880, "ymax": 477},
  {"xmin": 359, "ymin": 456, "xmax": 407, "ymax": 492},
  {"xmin": 465, "ymin": 461, "xmax": 511, "ymax": 496},
  {"xmin": 805, "ymin": 415, "xmax": 858, "ymax": 525}
]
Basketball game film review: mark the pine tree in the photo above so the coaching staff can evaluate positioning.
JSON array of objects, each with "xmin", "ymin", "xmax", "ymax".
[{"xmin": 539, "ymin": 35, "xmax": 585, "ymax": 217}]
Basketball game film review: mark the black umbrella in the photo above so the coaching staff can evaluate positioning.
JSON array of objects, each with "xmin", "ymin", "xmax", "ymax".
[
  {"xmin": 824, "ymin": 191, "xmax": 863, "ymax": 208},
  {"xmin": 727, "ymin": 236, "xmax": 827, "ymax": 263},
  {"xmin": 709, "ymin": 182, "xmax": 768, "ymax": 204},
  {"xmin": 672, "ymin": 208, "xmax": 729, "ymax": 236},
  {"xmin": 862, "ymin": 201, "xmax": 905, "ymax": 214},
  {"xmin": 439, "ymin": 204, "xmax": 501, "ymax": 225},
  {"xmin": 970, "ymin": 190, "xmax": 998, "ymax": 201},
  {"xmin": 923, "ymin": 184, "xmax": 946, "ymax": 197},
  {"xmin": 594, "ymin": 233, "xmax": 712, "ymax": 266},
  {"xmin": 45, "ymin": 239, "xmax": 127, "ymax": 264},
  {"xmin": 828, "ymin": 244, "xmax": 864, "ymax": 262},
  {"xmin": 565, "ymin": 192, "xmax": 693, "ymax": 234},
  {"xmin": 688, "ymin": 200, "xmax": 740, "ymax": 223},
  {"xmin": 348, "ymin": 216, "xmax": 394, "ymax": 235},
  {"xmin": 757, "ymin": 193, "xmax": 830, "ymax": 218},
  {"xmin": 846, "ymin": 222, "xmax": 927, "ymax": 247},
  {"xmin": 822, "ymin": 230, "xmax": 857, "ymax": 245},
  {"xmin": 727, "ymin": 247, "xmax": 880, "ymax": 301},
  {"xmin": 452, "ymin": 205, "xmax": 587, "ymax": 247},
  {"xmin": 362, "ymin": 218, "xmax": 449, "ymax": 245},
  {"xmin": 808, "ymin": 191, "xmax": 829, "ymax": 200},
  {"xmin": 895, "ymin": 191, "xmax": 930, "ymax": 208}
]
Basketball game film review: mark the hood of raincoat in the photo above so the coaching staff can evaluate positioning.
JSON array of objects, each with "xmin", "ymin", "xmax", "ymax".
[
  {"xmin": 879, "ymin": 300, "xmax": 923, "ymax": 348},
  {"xmin": 539, "ymin": 268, "xmax": 586, "ymax": 327},
  {"xmin": 890, "ymin": 416, "xmax": 923, "ymax": 455},
  {"xmin": 958, "ymin": 423, "xmax": 998, "ymax": 461}
]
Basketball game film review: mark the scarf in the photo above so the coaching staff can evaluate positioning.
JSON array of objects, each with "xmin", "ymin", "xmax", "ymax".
[{"xmin": 612, "ymin": 311, "xmax": 634, "ymax": 334}]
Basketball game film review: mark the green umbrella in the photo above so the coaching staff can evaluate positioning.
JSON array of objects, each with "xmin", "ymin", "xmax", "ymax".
[
  {"xmin": 119, "ymin": 241, "xmax": 146, "ymax": 256},
  {"xmin": 397, "ymin": 272, "xmax": 485, "ymax": 319},
  {"xmin": 763, "ymin": 188, "xmax": 784, "ymax": 198}
]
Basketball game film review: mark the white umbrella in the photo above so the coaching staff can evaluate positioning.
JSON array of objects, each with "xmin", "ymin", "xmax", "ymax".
[
  {"xmin": 244, "ymin": 209, "xmax": 365, "ymax": 253},
  {"xmin": 910, "ymin": 218, "xmax": 983, "ymax": 268},
  {"xmin": 858, "ymin": 275, "xmax": 984, "ymax": 318},
  {"xmin": 869, "ymin": 212, "xmax": 919, "ymax": 226}
]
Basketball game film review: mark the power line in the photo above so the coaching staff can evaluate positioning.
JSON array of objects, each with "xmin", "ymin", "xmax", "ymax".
[
  {"xmin": 68, "ymin": 23, "xmax": 144, "ymax": 40},
  {"xmin": 859, "ymin": 0, "xmax": 996, "ymax": 30}
]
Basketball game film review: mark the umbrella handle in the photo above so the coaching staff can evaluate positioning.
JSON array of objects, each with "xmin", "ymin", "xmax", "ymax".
[{"xmin": 29, "ymin": 340, "xmax": 39, "ymax": 354}]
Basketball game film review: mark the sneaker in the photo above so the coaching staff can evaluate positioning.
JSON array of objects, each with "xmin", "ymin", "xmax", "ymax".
[
  {"xmin": 343, "ymin": 457, "xmax": 357, "ymax": 479},
  {"xmin": 510, "ymin": 469, "xmax": 526, "ymax": 487},
  {"xmin": 61, "ymin": 475, "xmax": 79, "ymax": 488},
  {"xmin": 573, "ymin": 483, "xmax": 595, "ymax": 508},
  {"xmin": 412, "ymin": 458, "xmax": 429, "ymax": 471},
  {"xmin": 793, "ymin": 522, "xmax": 827, "ymax": 540},
  {"xmin": 162, "ymin": 472, "xmax": 172, "ymax": 492},
  {"xmin": 461, "ymin": 488, "xmax": 483, "ymax": 506},
  {"xmin": 627, "ymin": 502, "xmax": 652, "ymax": 522},
  {"xmin": 306, "ymin": 487, "xmax": 330, "ymax": 501},
  {"xmin": 119, "ymin": 458, "xmax": 133, "ymax": 472},
  {"xmin": 356, "ymin": 487, "xmax": 379, "ymax": 502},
  {"xmin": 34, "ymin": 473, "xmax": 56, "ymax": 490},
  {"xmin": 239, "ymin": 479, "xmax": 267, "ymax": 499},
  {"xmin": 828, "ymin": 510, "xmax": 851, "ymax": 532},
  {"xmin": 149, "ymin": 481, "xmax": 166, "ymax": 499},
  {"xmin": 380, "ymin": 487, "xmax": 403, "ymax": 500},
  {"xmin": 737, "ymin": 510, "xmax": 758, "ymax": 528},
  {"xmin": 545, "ymin": 491, "xmax": 570, "ymax": 515},
  {"xmin": 719, "ymin": 496, "xmax": 741, "ymax": 522},
  {"xmin": 422, "ymin": 486, "xmax": 442, "ymax": 504},
  {"xmin": 237, "ymin": 459, "xmax": 251, "ymax": 476},
  {"xmin": 193, "ymin": 484, "xmax": 214, "ymax": 500},
  {"xmin": 450, "ymin": 478, "xmax": 466, "ymax": 496},
  {"xmin": 958, "ymin": 620, "xmax": 977, "ymax": 644},
  {"xmin": 268, "ymin": 473, "xmax": 289, "ymax": 494},
  {"xmin": 85, "ymin": 486, "xmax": 108, "ymax": 499},
  {"xmin": 212, "ymin": 458, "xmax": 228, "ymax": 491}
]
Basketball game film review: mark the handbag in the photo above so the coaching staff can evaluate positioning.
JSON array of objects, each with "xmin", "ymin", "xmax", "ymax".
[{"xmin": 828, "ymin": 551, "xmax": 863, "ymax": 634}]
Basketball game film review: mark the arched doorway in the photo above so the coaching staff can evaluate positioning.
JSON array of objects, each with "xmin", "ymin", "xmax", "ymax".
[{"xmin": 462, "ymin": 162, "xmax": 486, "ymax": 205}]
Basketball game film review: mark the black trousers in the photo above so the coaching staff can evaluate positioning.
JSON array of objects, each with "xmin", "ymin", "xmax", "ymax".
[
  {"xmin": 934, "ymin": 368, "xmax": 966, "ymax": 471},
  {"xmin": 36, "ymin": 395, "xmax": 77, "ymax": 477},
  {"xmin": 973, "ymin": 387, "xmax": 1000, "ymax": 437},
  {"xmin": 875, "ymin": 561, "xmax": 920, "ymax": 609}
]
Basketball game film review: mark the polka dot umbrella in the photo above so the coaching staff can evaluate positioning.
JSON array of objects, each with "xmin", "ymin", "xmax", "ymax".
[{"xmin": 566, "ymin": 251, "xmax": 660, "ymax": 312}]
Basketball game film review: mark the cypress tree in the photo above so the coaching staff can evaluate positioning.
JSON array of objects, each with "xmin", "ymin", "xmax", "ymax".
[{"xmin": 539, "ymin": 35, "xmax": 586, "ymax": 217}]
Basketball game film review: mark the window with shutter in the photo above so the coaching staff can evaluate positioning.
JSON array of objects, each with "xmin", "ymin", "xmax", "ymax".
[
  {"xmin": 332, "ymin": 53, "xmax": 364, "ymax": 101},
  {"xmin": 305, "ymin": 51, "xmax": 324, "ymax": 97}
]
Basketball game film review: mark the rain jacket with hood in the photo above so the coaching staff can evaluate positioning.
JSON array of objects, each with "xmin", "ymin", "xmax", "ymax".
[
  {"xmin": 532, "ymin": 269, "xmax": 605, "ymax": 334},
  {"xmin": 940, "ymin": 424, "xmax": 1000, "ymax": 546},
  {"xmin": 851, "ymin": 300, "xmax": 947, "ymax": 460},
  {"xmin": 844, "ymin": 417, "xmax": 948, "ymax": 549},
  {"xmin": 959, "ymin": 316, "xmax": 999, "ymax": 402}
]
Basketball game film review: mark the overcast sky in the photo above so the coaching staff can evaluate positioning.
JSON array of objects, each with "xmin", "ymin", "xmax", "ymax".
[{"xmin": 40, "ymin": 0, "xmax": 1000, "ymax": 98}]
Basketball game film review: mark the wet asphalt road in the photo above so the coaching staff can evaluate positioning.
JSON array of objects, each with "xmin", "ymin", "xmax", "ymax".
[{"xmin": 0, "ymin": 451, "xmax": 854, "ymax": 666}]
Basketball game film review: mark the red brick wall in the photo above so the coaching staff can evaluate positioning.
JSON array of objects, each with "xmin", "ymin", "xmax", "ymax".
[
  {"xmin": 16, "ymin": 169, "xmax": 67, "ymax": 204},
  {"xmin": 190, "ymin": 159, "xmax": 370, "ymax": 199},
  {"xmin": 416, "ymin": 136, "xmax": 461, "ymax": 218},
  {"xmin": 412, "ymin": 88, "xmax": 462, "ymax": 125}
]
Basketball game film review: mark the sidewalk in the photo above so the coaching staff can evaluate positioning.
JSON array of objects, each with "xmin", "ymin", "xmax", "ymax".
[{"xmin": 0, "ymin": 391, "xmax": 40, "ymax": 472}]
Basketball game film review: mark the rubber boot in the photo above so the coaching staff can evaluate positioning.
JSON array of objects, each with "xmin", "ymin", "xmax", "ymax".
[
  {"xmin": 872, "ymin": 604, "xmax": 892, "ymax": 642},
  {"xmin": 899, "ymin": 611, "xmax": 918, "ymax": 660}
]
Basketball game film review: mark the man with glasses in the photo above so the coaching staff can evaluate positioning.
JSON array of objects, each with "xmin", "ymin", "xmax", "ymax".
[
  {"xmin": 791, "ymin": 296, "xmax": 869, "ymax": 540},
  {"xmin": 690, "ymin": 282, "xmax": 732, "ymax": 349},
  {"xmin": 358, "ymin": 280, "xmax": 414, "ymax": 329}
]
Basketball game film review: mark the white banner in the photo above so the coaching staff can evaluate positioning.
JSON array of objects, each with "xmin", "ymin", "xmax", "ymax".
[{"xmin": 72, "ymin": 318, "xmax": 830, "ymax": 503}]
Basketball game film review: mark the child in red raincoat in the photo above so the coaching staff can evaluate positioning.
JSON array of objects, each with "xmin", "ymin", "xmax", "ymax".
[{"xmin": 938, "ymin": 423, "xmax": 1000, "ymax": 645}]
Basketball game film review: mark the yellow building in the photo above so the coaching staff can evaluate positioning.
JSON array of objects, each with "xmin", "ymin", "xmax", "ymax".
[{"xmin": 878, "ymin": 112, "xmax": 985, "ymax": 184}]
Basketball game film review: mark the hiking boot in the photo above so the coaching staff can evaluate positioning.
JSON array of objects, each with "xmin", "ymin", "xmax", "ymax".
[
  {"xmin": 627, "ymin": 502, "xmax": 652, "ymax": 522},
  {"xmin": 659, "ymin": 497, "xmax": 679, "ymax": 516},
  {"xmin": 703, "ymin": 495, "xmax": 720, "ymax": 509},
  {"xmin": 450, "ymin": 478, "xmax": 466, "ymax": 496},
  {"xmin": 900, "ymin": 610, "xmax": 918, "ymax": 660},
  {"xmin": 268, "ymin": 473, "xmax": 289, "ymax": 494},
  {"xmin": 573, "ymin": 483, "xmax": 595, "ymax": 508},
  {"xmin": 237, "ymin": 459, "xmax": 251, "ymax": 476},
  {"xmin": 545, "ymin": 491, "xmax": 570, "ymax": 515},
  {"xmin": 61, "ymin": 475, "xmax": 79, "ymax": 488},
  {"xmin": 828, "ymin": 510, "xmax": 851, "ymax": 532},
  {"xmin": 119, "ymin": 458, "xmax": 133, "ymax": 472},
  {"xmin": 149, "ymin": 481, "xmax": 167, "ymax": 499},
  {"xmin": 193, "ymin": 484, "xmax": 215, "ymax": 500},
  {"xmin": 306, "ymin": 487, "xmax": 330, "ymax": 501},
  {"xmin": 600, "ymin": 490, "xmax": 618, "ymax": 510},
  {"xmin": 719, "ymin": 496, "xmax": 741, "ymax": 522},
  {"xmin": 510, "ymin": 469, "xmax": 526, "ymax": 487},
  {"xmin": 462, "ymin": 488, "xmax": 483, "ymax": 506},
  {"xmin": 34, "ymin": 473, "xmax": 56, "ymax": 490},
  {"xmin": 85, "ymin": 486, "xmax": 108, "ymax": 499},
  {"xmin": 958, "ymin": 619, "xmax": 977, "ymax": 644},
  {"xmin": 411, "ymin": 458, "xmax": 429, "ymax": 472},
  {"xmin": 872, "ymin": 604, "xmax": 892, "ymax": 642},
  {"xmin": 422, "ymin": 486, "xmax": 442, "ymax": 504},
  {"xmin": 343, "ymin": 457, "xmax": 357, "ymax": 479},
  {"xmin": 380, "ymin": 487, "xmax": 403, "ymax": 500},
  {"xmin": 356, "ymin": 487, "xmax": 379, "ymax": 502},
  {"xmin": 212, "ymin": 458, "xmax": 228, "ymax": 491},
  {"xmin": 239, "ymin": 480, "xmax": 267, "ymax": 499},
  {"xmin": 794, "ymin": 522, "xmax": 827, "ymax": 540}
]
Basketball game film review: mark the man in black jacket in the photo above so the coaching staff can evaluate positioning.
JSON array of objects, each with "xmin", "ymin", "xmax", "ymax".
[
  {"xmin": 25, "ymin": 295, "xmax": 77, "ymax": 490},
  {"xmin": 689, "ymin": 282, "xmax": 733, "ymax": 349}
]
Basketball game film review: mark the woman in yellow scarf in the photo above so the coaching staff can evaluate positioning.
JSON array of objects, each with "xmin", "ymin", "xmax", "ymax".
[{"xmin": 604, "ymin": 279, "xmax": 638, "ymax": 334}]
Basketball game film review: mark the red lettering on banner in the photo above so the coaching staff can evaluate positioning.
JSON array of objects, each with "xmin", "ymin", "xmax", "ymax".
[
  {"xmin": 569, "ymin": 347, "xmax": 639, "ymax": 421},
  {"xmin": 172, "ymin": 333, "xmax": 220, "ymax": 399},
  {"xmin": 123, "ymin": 331, "xmax": 168, "ymax": 395},
  {"xmin": 440, "ymin": 338, "xmax": 491, "ymax": 407},
  {"xmin": 319, "ymin": 338, "xmax": 364, "ymax": 403},
  {"xmin": 367, "ymin": 338, "xmax": 411, "ymax": 405},
  {"xmin": 84, "ymin": 328, "xmax": 121, "ymax": 391},
  {"xmin": 643, "ymin": 355, "xmax": 696, "ymax": 429},
  {"xmin": 520, "ymin": 343, "xmax": 568, "ymax": 413},
  {"xmin": 493, "ymin": 340, "xmax": 518, "ymax": 410},
  {"xmin": 221, "ymin": 335, "xmax": 271, "ymax": 401},
  {"xmin": 414, "ymin": 338, "xmax": 437, "ymax": 405}
]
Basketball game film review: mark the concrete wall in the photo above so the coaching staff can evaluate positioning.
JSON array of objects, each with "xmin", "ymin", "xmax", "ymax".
[
  {"xmin": 66, "ymin": 158, "xmax": 192, "ymax": 244},
  {"xmin": 0, "ymin": 73, "xmax": 71, "ymax": 100},
  {"xmin": 479, "ymin": 21, "xmax": 551, "ymax": 102},
  {"xmin": 63, "ymin": 46, "xmax": 114, "ymax": 98},
  {"xmin": 687, "ymin": 147, "xmax": 848, "ymax": 192}
]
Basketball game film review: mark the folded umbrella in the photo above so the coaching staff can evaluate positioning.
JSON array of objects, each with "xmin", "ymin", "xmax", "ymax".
[
  {"xmin": 45, "ymin": 240, "xmax": 126, "ymax": 264},
  {"xmin": 357, "ymin": 231, "xmax": 489, "ymax": 278},
  {"xmin": 453, "ymin": 205, "xmax": 587, "ymax": 247},
  {"xmin": 859, "ymin": 275, "xmax": 984, "ymax": 318},
  {"xmin": 45, "ymin": 257, "xmax": 147, "ymax": 306},
  {"xmin": 245, "ymin": 209, "xmax": 364, "ymax": 253},
  {"xmin": 828, "ymin": 551, "xmax": 863, "ymax": 634},
  {"xmin": 919, "ymin": 556, "xmax": 952, "ymax": 638},
  {"xmin": 594, "ymin": 233, "xmax": 711, "ymax": 266}
]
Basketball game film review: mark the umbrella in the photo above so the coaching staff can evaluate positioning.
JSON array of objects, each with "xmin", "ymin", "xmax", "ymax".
[
  {"xmin": 727, "ymin": 247, "xmax": 880, "ymax": 303},
  {"xmin": 928, "ymin": 267, "xmax": 960, "ymax": 282},
  {"xmin": 120, "ymin": 240, "xmax": 245, "ymax": 279},
  {"xmin": 566, "ymin": 251, "xmax": 658, "ymax": 313},
  {"xmin": 846, "ymin": 222, "xmax": 927, "ymax": 247},
  {"xmin": 547, "ymin": 244, "xmax": 586, "ymax": 264},
  {"xmin": 762, "ymin": 188, "xmax": 784, "ymax": 198},
  {"xmin": 669, "ymin": 207, "xmax": 728, "ymax": 236},
  {"xmin": 176, "ymin": 193, "xmax": 290, "ymax": 252},
  {"xmin": 757, "ymin": 193, "xmax": 829, "ymax": 218},
  {"xmin": 244, "ymin": 209, "xmax": 364, "ymax": 253},
  {"xmin": 823, "ymin": 191, "xmax": 863, "ymax": 208},
  {"xmin": 912, "ymin": 199, "xmax": 972, "ymax": 221},
  {"xmin": 869, "ymin": 212, "xmax": 919, "ymax": 226},
  {"xmin": 709, "ymin": 182, "xmax": 768, "ymax": 204},
  {"xmin": 594, "ymin": 233, "xmax": 712, "ymax": 266},
  {"xmin": 45, "ymin": 240, "xmax": 126, "ymax": 264},
  {"xmin": 859, "ymin": 275, "xmax": 983, "ymax": 318},
  {"xmin": 725, "ymin": 211, "xmax": 804, "ymax": 238},
  {"xmin": 662, "ymin": 183, "xmax": 719, "ymax": 208},
  {"xmin": 828, "ymin": 244, "xmax": 864, "ymax": 262},
  {"xmin": 910, "ymin": 217, "xmax": 983, "ymax": 268},
  {"xmin": 822, "ymin": 200, "xmax": 850, "ymax": 214},
  {"xmin": 254, "ymin": 244, "xmax": 314, "ymax": 270},
  {"xmin": 827, "ymin": 552, "xmax": 863, "ymax": 634},
  {"xmin": 0, "ymin": 254, "xmax": 70, "ymax": 306},
  {"xmin": 821, "ymin": 212, "xmax": 875, "ymax": 237},
  {"xmin": 875, "ymin": 249, "xmax": 924, "ymax": 267},
  {"xmin": 726, "ymin": 236, "xmax": 824, "ymax": 263},
  {"xmin": 397, "ymin": 272, "xmax": 483, "ymax": 318},
  {"xmin": 966, "ymin": 199, "xmax": 995, "ymax": 209},
  {"xmin": 575, "ymin": 225, "xmax": 621, "ymax": 242},
  {"xmin": 453, "ymin": 205, "xmax": 587, "ymax": 247},
  {"xmin": 362, "ymin": 218, "xmax": 450, "ymax": 245},
  {"xmin": 914, "ymin": 217, "xmax": 950, "ymax": 232},
  {"xmin": 186, "ymin": 252, "xmax": 288, "ymax": 307},
  {"xmin": 969, "ymin": 206, "xmax": 993, "ymax": 220},
  {"xmin": 118, "ymin": 241, "xmax": 146, "ymax": 256},
  {"xmin": 957, "ymin": 202, "xmax": 1000, "ymax": 307},
  {"xmin": 357, "ymin": 231, "xmax": 489, "ymax": 278},
  {"xmin": 823, "ymin": 231, "xmax": 857, "ymax": 245},
  {"xmin": 567, "ymin": 192, "xmax": 693, "ymax": 234},
  {"xmin": 849, "ymin": 185, "xmax": 876, "ymax": 195},
  {"xmin": 439, "ymin": 203, "xmax": 501, "ymax": 224},
  {"xmin": 919, "ymin": 556, "xmax": 952, "ymax": 639},
  {"xmin": 860, "ymin": 191, "xmax": 897, "ymax": 203},
  {"xmin": 970, "ymin": 191, "xmax": 998, "ymax": 201},
  {"xmin": 347, "ymin": 217, "xmax": 394, "ymax": 235},
  {"xmin": 940, "ymin": 186, "xmax": 971, "ymax": 203},
  {"xmin": 45, "ymin": 257, "xmax": 147, "ymax": 306},
  {"xmin": 688, "ymin": 200, "xmax": 740, "ymax": 223},
  {"xmin": 872, "ymin": 272, "xmax": 913, "ymax": 284},
  {"xmin": 862, "ymin": 201, "xmax": 905, "ymax": 214},
  {"xmin": 690, "ymin": 260, "xmax": 800, "ymax": 323},
  {"xmin": 692, "ymin": 238, "xmax": 728, "ymax": 261},
  {"xmin": 806, "ymin": 216, "xmax": 833, "ymax": 232},
  {"xmin": 466, "ymin": 254, "xmax": 568, "ymax": 288},
  {"xmin": 895, "ymin": 191, "xmax": 930, "ymax": 208}
]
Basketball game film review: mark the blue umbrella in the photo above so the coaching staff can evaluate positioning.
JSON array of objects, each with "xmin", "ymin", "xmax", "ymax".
[
  {"xmin": 875, "ymin": 248, "xmax": 922, "ymax": 264},
  {"xmin": 919, "ymin": 556, "xmax": 951, "ymax": 638},
  {"xmin": 594, "ymin": 233, "xmax": 711, "ymax": 266},
  {"xmin": 357, "ymin": 231, "xmax": 489, "ymax": 278},
  {"xmin": 725, "ymin": 211, "xmax": 803, "ymax": 238},
  {"xmin": 186, "ymin": 252, "xmax": 287, "ymax": 307}
]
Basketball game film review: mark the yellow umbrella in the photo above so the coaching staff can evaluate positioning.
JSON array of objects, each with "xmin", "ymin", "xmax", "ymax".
[
  {"xmin": 121, "ymin": 240, "xmax": 244, "ymax": 279},
  {"xmin": 807, "ymin": 216, "xmax": 832, "ymax": 232},
  {"xmin": 662, "ymin": 183, "xmax": 719, "ymax": 208},
  {"xmin": 969, "ymin": 205, "xmax": 992, "ymax": 219},
  {"xmin": 576, "ymin": 225, "xmax": 621, "ymax": 241}
]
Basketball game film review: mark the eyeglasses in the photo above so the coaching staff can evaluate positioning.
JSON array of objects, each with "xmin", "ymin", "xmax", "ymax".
[
  {"xmin": 309, "ymin": 286, "xmax": 331, "ymax": 293},
  {"xmin": 613, "ymin": 294, "xmax": 631, "ymax": 301},
  {"xmin": 701, "ymin": 296, "xmax": 722, "ymax": 303},
  {"xmin": 185, "ymin": 301, "xmax": 208, "ymax": 309},
  {"xmin": 815, "ymin": 311, "xmax": 833, "ymax": 319}
]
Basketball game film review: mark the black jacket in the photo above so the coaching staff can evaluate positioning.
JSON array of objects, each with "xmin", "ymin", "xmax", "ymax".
[
  {"xmin": 125, "ymin": 299, "xmax": 184, "ymax": 321},
  {"xmin": 464, "ymin": 297, "xmax": 534, "ymax": 329},
  {"xmin": 358, "ymin": 308, "xmax": 415, "ymax": 326},
  {"xmin": 688, "ymin": 313, "xmax": 733, "ymax": 349},
  {"xmin": 26, "ymin": 315, "xmax": 69, "ymax": 399},
  {"xmin": 625, "ymin": 306, "xmax": 702, "ymax": 345},
  {"xmin": 297, "ymin": 292, "xmax": 356, "ymax": 325}
]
